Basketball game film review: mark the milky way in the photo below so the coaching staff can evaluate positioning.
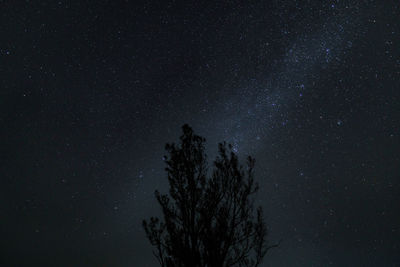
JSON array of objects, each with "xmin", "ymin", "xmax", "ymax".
[{"xmin": 201, "ymin": 6, "xmax": 361, "ymax": 155}]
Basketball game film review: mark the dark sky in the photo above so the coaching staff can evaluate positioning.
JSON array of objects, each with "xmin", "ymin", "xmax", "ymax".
[{"xmin": 1, "ymin": 1, "xmax": 399, "ymax": 266}]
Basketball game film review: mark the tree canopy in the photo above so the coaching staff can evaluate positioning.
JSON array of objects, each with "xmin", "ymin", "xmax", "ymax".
[{"xmin": 143, "ymin": 124, "xmax": 277, "ymax": 267}]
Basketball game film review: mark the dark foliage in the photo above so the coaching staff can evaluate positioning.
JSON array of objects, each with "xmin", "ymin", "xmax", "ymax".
[{"xmin": 143, "ymin": 125, "xmax": 277, "ymax": 267}]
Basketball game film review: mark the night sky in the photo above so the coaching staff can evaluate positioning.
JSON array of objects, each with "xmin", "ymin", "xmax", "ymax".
[{"xmin": 1, "ymin": 1, "xmax": 400, "ymax": 266}]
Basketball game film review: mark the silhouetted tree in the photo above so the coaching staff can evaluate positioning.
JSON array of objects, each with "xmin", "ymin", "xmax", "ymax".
[{"xmin": 143, "ymin": 125, "xmax": 277, "ymax": 267}]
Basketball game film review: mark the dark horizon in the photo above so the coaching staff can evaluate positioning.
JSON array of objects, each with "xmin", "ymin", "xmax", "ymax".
[{"xmin": 1, "ymin": 1, "xmax": 399, "ymax": 266}]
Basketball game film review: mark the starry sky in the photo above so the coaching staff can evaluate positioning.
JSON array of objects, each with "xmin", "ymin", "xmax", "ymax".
[{"xmin": 1, "ymin": 1, "xmax": 399, "ymax": 266}]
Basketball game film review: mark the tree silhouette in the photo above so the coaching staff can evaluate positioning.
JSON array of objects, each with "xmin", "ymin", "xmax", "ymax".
[{"xmin": 143, "ymin": 124, "xmax": 277, "ymax": 267}]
